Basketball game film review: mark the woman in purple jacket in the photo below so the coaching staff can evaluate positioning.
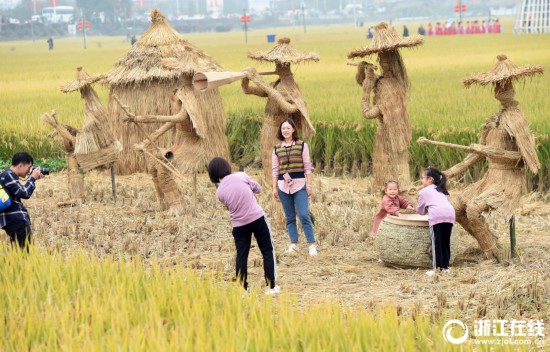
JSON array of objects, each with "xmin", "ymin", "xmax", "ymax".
[
  {"xmin": 417, "ymin": 166, "xmax": 456, "ymax": 277},
  {"xmin": 208, "ymin": 157, "xmax": 280, "ymax": 295}
]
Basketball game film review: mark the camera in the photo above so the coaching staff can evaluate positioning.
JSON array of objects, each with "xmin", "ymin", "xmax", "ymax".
[{"xmin": 31, "ymin": 165, "xmax": 50, "ymax": 176}]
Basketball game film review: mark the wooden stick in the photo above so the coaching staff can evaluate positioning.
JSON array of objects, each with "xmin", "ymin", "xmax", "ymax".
[
  {"xmin": 346, "ymin": 62, "xmax": 378, "ymax": 70},
  {"xmin": 417, "ymin": 137, "xmax": 471, "ymax": 151}
]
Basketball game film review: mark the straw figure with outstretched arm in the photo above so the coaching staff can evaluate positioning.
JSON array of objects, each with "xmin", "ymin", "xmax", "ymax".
[
  {"xmin": 348, "ymin": 22, "xmax": 424, "ymax": 192},
  {"xmin": 41, "ymin": 67, "xmax": 122, "ymax": 201},
  {"xmin": 115, "ymin": 79, "xmax": 230, "ymax": 216},
  {"xmin": 109, "ymin": 10, "xmax": 230, "ymax": 215},
  {"xmin": 418, "ymin": 55, "xmax": 542, "ymax": 259},
  {"xmin": 241, "ymin": 37, "xmax": 318, "ymax": 183},
  {"xmin": 41, "ymin": 110, "xmax": 85, "ymax": 201}
]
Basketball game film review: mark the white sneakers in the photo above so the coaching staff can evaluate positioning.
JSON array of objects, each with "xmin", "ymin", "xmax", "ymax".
[
  {"xmin": 308, "ymin": 244, "xmax": 318, "ymax": 256},
  {"xmin": 285, "ymin": 243, "xmax": 299, "ymax": 253},
  {"xmin": 426, "ymin": 268, "xmax": 451, "ymax": 277},
  {"xmin": 285, "ymin": 243, "xmax": 318, "ymax": 256},
  {"xmin": 265, "ymin": 285, "xmax": 281, "ymax": 295}
]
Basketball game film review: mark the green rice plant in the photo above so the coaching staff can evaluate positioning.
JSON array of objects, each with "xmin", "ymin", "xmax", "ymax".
[{"xmin": 0, "ymin": 247, "xmax": 537, "ymax": 351}]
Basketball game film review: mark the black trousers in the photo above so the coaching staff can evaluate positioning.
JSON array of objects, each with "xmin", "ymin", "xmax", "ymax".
[
  {"xmin": 232, "ymin": 216, "xmax": 276, "ymax": 290},
  {"xmin": 2, "ymin": 220, "xmax": 32, "ymax": 250},
  {"xmin": 430, "ymin": 222, "xmax": 453, "ymax": 270}
]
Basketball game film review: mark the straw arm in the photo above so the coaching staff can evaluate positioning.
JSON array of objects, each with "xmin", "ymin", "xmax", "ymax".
[
  {"xmin": 131, "ymin": 111, "xmax": 188, "ymax": 123},
  {"xmin": 242, "ymin": 68, "xmax": 299, "ymax": 113},
  {"xmin": 418, "ymin": 137, "xmax": 522, "ymax": 160},
  {"xmin": 41, "ymin": 111, "xmax": 76, "ymax": 143},
  {"xmin": 148, "ymin": 122, "xmax": 177, "ymax": 143},
  {"xmin": 241, "ymin": 77, "xmax": 268, "ymax": 97},
  {"xmin": 360, "ymin": 87, "xmax": 380, "ymax": 120},
  {"xmin": 444, "ymin": 152, "xmax": 484, "ymax": 179}
]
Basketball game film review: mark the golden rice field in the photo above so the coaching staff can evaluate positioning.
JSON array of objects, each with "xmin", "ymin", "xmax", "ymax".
[{"xmin": 1, "ymin": 17, "xmax": 550, "ymax": 350}]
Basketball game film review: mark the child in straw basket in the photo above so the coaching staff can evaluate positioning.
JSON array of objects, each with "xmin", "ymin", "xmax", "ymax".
[
  {"xmin": 371, "ymin": 180, "xmax": 414, "ymax": 238},
  {"xmin": 416, "ymin": 167, "xmax": 455, "ymax": 277},
  {"xmin": 207, "ymin": 157, "xmax": 280, "ymax": 295}
]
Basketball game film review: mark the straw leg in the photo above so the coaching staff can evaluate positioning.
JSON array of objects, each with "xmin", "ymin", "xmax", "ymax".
[
  {"xmin": 150, "ymin": 167, "xmax": 169, "ymax": 211},
  {"xmin": 67, "ymin": 154, "xmax": 85, "ymax": 200},
  {"xmin": 464, "ymin": 198, "xmax": 501, "ymax": 260},
  {"xmin": 157, "ymin": 164, "xmax": 184, "ymax": 216}
]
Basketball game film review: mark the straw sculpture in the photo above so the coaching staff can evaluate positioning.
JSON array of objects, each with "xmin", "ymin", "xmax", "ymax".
[
  {"xmin": 241, "ymin": 37, "xmax": 319, "ymax": 182},
  {"xmin": 103, "ymin": 9, "xmax": 226, "ymax": 175},
  {"xmin": 348, "ymin": 22, "xmax": 424, "ymax": 192},
  {"xmin": 41, "ymin": 110, "xmax": 85, "ymax": 200},
  {"xmin": 376, "ymin": 218, "xmax": 458, "ymax": 268},
  {"xmin": 418, "ymin": 55, "xmax": 542, "ymax": 259},
  {"xmin": 110, "ymin": 10, "xmax": 230, "ymax": 214},
  {"xmin": 60, "ymin": 67, "xmax": 122, "ymax": 172}
]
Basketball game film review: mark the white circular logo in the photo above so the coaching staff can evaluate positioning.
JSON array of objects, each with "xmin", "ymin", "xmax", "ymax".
[{"xmin": 442, "ymin": 319, "xmax": 469, "ymax": 345}]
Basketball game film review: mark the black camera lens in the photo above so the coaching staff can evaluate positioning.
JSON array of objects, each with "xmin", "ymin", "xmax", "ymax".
[{"xmin": 41, "ymin": 168, "xmax": 50, "ymax": 175}]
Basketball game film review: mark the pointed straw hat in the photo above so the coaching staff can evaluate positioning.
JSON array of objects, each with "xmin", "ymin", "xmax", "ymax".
[
  {"xmin": 463, "ymin": 54, "xmax": 544, "ymax": 87},
  {"xmin": 103, "ymin": 9, "xmax": 224, "ymax": 86},
  {"xmin": 347, "ymin": 22, "xmax": 424, "ymax": 59},
  {"xmin": 60, "ymin": 67, "xmax": 102, "ymax": 93},
  {"xmin": 247, "ymin": 37, "xmax": 319, "ymax": 64}
]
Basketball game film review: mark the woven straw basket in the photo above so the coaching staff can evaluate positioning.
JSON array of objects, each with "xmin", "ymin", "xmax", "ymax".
[{"xmin": 375, "ymin": 214, "xmax": 458, "ymax": 268}]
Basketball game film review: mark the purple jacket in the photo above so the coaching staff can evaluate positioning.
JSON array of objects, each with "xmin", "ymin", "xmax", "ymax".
[
  {"xmin": 216, "ymin": 172, "xmax": 265, "ymax": 227},
  {"xmin": 416, "ymin": 185, "xmax": 455, "ymax": 226}
]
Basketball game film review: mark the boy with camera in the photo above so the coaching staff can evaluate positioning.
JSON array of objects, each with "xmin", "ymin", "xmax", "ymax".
[{"xmin": 0, "ymin": 152, "xmax": 46, "ymax": 249}]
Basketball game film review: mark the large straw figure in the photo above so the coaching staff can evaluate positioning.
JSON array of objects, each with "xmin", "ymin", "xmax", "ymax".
[
  {"xmin": 42, "ymin": 67, "xmax": 122, "ymax": 200},
  {"xmin": 348, "ymin": 23, "xmax": 423, "ymax": 192},
  {"xmin": 113, "ymin": 11, "xmax": 230, "ymax": 215},
  {"xmin": 419, "ymin": 55, "xmax": 542, "ymax": 258},
  {"xmin": 241, "ymin": 37, "xmax": 318, "ymax": 182}
]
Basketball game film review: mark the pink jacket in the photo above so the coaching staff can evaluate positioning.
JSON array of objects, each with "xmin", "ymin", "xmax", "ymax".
[{"xmin": 371, "ymin": 195, "xmax": 413, "ymax": 235}]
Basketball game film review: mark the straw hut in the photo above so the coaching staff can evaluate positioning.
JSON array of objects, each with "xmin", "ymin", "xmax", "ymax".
[
  {"xmin": 41, "ymin": 110, "xmax": 85, "ymax": 200},
  {"xmin": 348, "ymin": 22, "xmax": 423, "ymax": 192},
  {"xmin": 241, "ymin": 37, "xmax": 319, "ymax": 183},
  {"xmin": 419, "ymin": 55, "xmax": 542, "ymax": 259},
  {"xmin": 111, "ymin": 9, "xmax": 230, "ymax": 215},
  {"xmin": 60, "ymin": 67, "xmax": 121, "ymax": 172},
  {"xmin": 103, "ymin": 9, "xmax": 227, "ymax": 175}
]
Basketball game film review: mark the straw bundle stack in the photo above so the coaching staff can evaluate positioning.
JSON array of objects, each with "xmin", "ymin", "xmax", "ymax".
[
  {"xmin": 347, "ymin": 23, "xmax": 423, "ymax": 192},
  {"xmin": 429, "ymin": 55, "xmax": 543, "ymax": 258},
  {"xmin": 103, "ymin": 9, "xmax": 226, "ymax": 175},
  {"xmin": 376, "ymin": 216, "xmax": 458, "ymax": 268},
  {"xmin": 60, "ymin": 67, "xmax": 121, "ymax": 172},
  {"xmin": 243, "ymin": 38, "xmax": 319, "ymax": 182}
]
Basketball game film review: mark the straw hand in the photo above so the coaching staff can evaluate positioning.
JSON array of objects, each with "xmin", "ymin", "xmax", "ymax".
[
  {"xmin": 417, "ymin": 137, "xmax": 429, "ymax": 145},
  {"xmin": 242, "ymin": 67, "xmax": 259, "ymax": 80}
]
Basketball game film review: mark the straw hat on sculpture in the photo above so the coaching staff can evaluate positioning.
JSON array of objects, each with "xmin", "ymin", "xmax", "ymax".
[
  {"xmin": 241, "ymin": 37, "xmax": 318, "ymax": 183},
  {"xmin": 103, "ymin": 9, "xmax": 228, "ymax": 176},
  {"xmin": 348, "ymin": 22, "xmax": 423, "ymax": 193},
  {"xmin": 418, "ymin": 55, "xmax": 543, "ymax": 259},
  {"xmin": 110, "ymin": 9, "xmax": 230, "ymax": 215}
]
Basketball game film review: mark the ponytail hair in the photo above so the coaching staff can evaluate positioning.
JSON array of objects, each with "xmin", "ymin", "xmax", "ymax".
[{"xmin": 424, "ymin": 166, "xmax": 449, "ymax": 195}]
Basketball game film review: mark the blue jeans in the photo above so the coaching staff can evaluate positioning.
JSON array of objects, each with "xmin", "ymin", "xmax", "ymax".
[{"xmin": 277, "ymin": 185, "xmax": 315, "ymax": 243}]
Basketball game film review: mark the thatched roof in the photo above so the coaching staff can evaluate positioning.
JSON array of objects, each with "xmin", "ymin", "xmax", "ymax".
[
  {"xmin": 347, "ymin": 22, "xmax": 424, "ymax": 59},
  {"xmin": 60, "ymin": 67, "xmax": 102, "ymax": 93},
  {"xmin": 103, "ymin": 9, "xmax": 224, "ymax": 86},
  {"xmin": 247, "ymin": 37, "xmax": 320, "ymax": 64},
  {"xmin": 463, "ymin": 55, "xmax": 544, "ymax": 87}
]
